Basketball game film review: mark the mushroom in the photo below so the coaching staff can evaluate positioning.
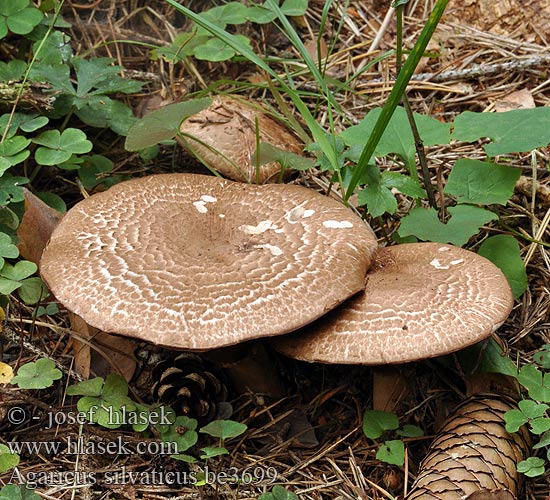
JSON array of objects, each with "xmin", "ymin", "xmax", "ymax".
[
  {"xmin": 272, "ymin": 242, "xmax": 514, "ymax": 364},
  {"xmin": 177, "ymin": 95, "xmax": 304, "ymax": 183},
  {"xmin": 39, "ymin": 173, "xmax": 378, "ymax": 350}
]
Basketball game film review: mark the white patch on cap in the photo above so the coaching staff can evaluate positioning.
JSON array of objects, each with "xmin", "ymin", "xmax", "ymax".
[
  {"xmin": 218, "ymin": 214, "xmax": 226, "ymax": 218},
  {"xmin": 430, "ymin": 258, "xmax": 463, "ymax": 269},
  {"xmin": 193, "ymin": 201, "xmax": 208, "ymax": 213},
  {"xmin": 323, "ymin": 220, "xmax": 354, "ymax": 229},
  {"xmin": 201, "ymin": 195, "xmax": 217, "ymax": 203},
  {"xmin": 254, "ymin": 243, "xmax": 283, "ymax": 256},
  {"xmin": 239, "ymin": 220, "xmax": 274, "ymax": 234},
  {"xmin": 438, "ymin": 246, "xmax": 451, "ymax": 252},
  {"xmin": 285, "ymin": 205, "xmax": 315, "ymax": 223}
]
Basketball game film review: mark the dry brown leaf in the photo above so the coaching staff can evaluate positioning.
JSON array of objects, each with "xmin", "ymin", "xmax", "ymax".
[
  {"xmin": 304, "ymin": 37, "xmax": 328, "ymax": 65},
  {"xmin": 70, "ymin": 312, "xmax": 136, "ymax": 382},
  {"xmin": 0, "ymin": 361, "xmax": 14, "ymax": 384},
  {"xmin": 17, "ymin": 188, "xmax": 63, "ymax": 265},
  {"xmin": 515, "ymin": 176, "xmax": 550, "ymax": 206},
  {"xmin": 494, "ymin": 89, "xmax": 535, "ymax": 112}
]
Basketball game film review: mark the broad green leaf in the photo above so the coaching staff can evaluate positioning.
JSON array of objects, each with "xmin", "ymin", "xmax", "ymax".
[
  {"xmin": 341, "ymin": 106, "xmax": 450, "ymax": 167},
  {"xmin": 0, "ymin": 174, "xmax": 27, "ymax": 204},
  {"xmin": 381, "ymin": 171, "xmax": 425, "ymax": 198},
  {"xmin": 280, "ymin": 0, "xmax": 308, "ymax": 16},
  {"xmin": 518, "ymin": 399, "xmax": 549, "ymax": 419},
  {"xmin": 246, "ymin": 6, "xmax": 277, "ymax": 23},
  {"xmin": 0, "ymin": 260, "xmax": 37, "ymax": 281},
  {"xmin": 452, "ymin": 108, "xmax": 550, "ymax": 156},
  {"xmin": 517, "ymin": 457, "xmax": 545, "ymax": 477},
  {"xmin": 533, "ymin": 345, "xmax": 550, "ymax": 369},
  {"xmin": 533, "ymin": 429, "xmax": 550, "ymax": 449},
  {"xmin": 125, "ymin": 98, "xmax": 212, "ymax": 151},
  {"xmin": 258, "ymin": 485, "xmax": 299, "ymax": 500},
  {"xmin": 362, "ymin": 410, "xmax": 399, "ymax": 439},
  {"xmin": 193, "ymin": 37, "xmax": 235, "ymax": 61},
  {"xmin": 529, "ymin": 416, "xmax": 550, "ymax": 435},
  {"xmin": 0, "ymin": 59, "xmax": 26, "ymax": 81},
  {"xmin": 33, "ymin": 128, "xmax": 92, "ymax": 165},
  {"xmin": 200, "ymin": 419, "xmax": 247, "ymax": 441},
  {"xmin": 444, "ymin": 159, "xmax": 521, "ymax": 205},
  {"xmin": 73, "ymin": 57, "xmax": 142, "ymax": 96},
  {"xmin": 37, "ymin": 191, "xmax": 66, "ymax": 213},
  {"xmin": 79, "ymin": 155, "xmax": 116, "ymax": 189},
  {"xmin": 32, "ymin": 31, "xmax": 72, "ymax": 65},
  {"xmin": 18, "ymin": 276, "xmax": 49, "ymax": 304},
  {"xmin": 6, "ymin": 5, "xmax": 42, "ymax": 35},
  {"xmin": 478, "ymin": 235, "xmax": 527, "ymax": 299},
  {"xmin": 28, "ymin": 62, "xmax": 74, "ymax": 93},
  {"xmin": 470, "ymin": 338, "xmax": 518, "ymax": 377},
  {"xmin": 0, "ymin": 232, "xmax": 19, "ymax": 268},
  {"xmin": 214, "ymin": 3, "xmax": 248, "ymax": 24},
  {"xmin": 397, "ymin": 205, "xmax": 498, "ymax": 246},
  {"xmin": 0, "ymin": 136, "xmax": 31, "ymax": 167},
  {"xmin": 376, "ymin": 439, "xmax": 404, "ymax": 466},
  {"xmin": 66, "ymin": 377, "xmax": 104, "ymax": 397},
  {"xmin": 396, "ymin": 424, "xmax": 424, "ymax": 438},
  {"xmin": 0, "ymin": 484, "xmax": 41, "ymax": 500},
  {"xmin": 102, "ymin": 373, "xmax": 129, "ymax": 399},
  {"xmin": 357, "ymin": 184, "xmax": 397, "ymax": 217},
  {"xmin": 0, "ymin": 277, "xmax": 22, "ymax": 295},
  {"xmin": 256, "ymin": 142, "xmax": 313, "ymax": 172},
  {"xmin": 10, "ymin": 358, "xmax": 62, "ymax": 389},
  {"xmin": 76, "ymin": 98, "xmax": 136, "ymax": 136},
  {"xmin": 0, "ymin": 444, "xmax": 19, "ymax": 473},
  {"xmin": 518, "ymin": 364, "xmax": 550, "ymax": 402},
  {"xmin": 504, "ymin": 408, "xmax": 529, "ymax": 433}
]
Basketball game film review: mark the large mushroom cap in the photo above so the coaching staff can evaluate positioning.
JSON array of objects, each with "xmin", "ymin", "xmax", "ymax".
[
  {"xmin": 272, "ymin": 243, "xmax": 514, "ymax": 364},
  {"xmin": 178, "ymin": 95, "xmax": 303, "ymax": 183},
  {"xmin": 40, "ymin": 173, "xmax": 378, "ymax": 350}
]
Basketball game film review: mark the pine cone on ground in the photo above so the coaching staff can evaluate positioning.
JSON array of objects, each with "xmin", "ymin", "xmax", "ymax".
[
  {"xmin": 150, "ymin": 352, "xmax": 231, "ymax": 424},
  {"xmin": 405, "ymin": 394, "xmax": 531, "ymax": 500}
]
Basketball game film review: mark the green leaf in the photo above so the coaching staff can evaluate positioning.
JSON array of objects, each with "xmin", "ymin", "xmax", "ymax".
[
  {"xmin": 10, "ymin": 358, "xmax": 62, "ymax": 389},
  {"xmin": 341, "ymin": 106, "xmax": 450, "ymax": 167},
  {"xmin": 73, "ymin": 57, "xmax": 142, "ymax": 96},
  {"xmin": 533, "ymin": 429, "xmax": 550, "ymax": 449},
  {"xmin": 256, "ymin": 142, "xmax": 312, "ymax": 171},
  {"xmin": 0, "ymin": 260, "xmax": 37, "ymax": 280},
  {"xmin": 193, "ymin": 37, "xmax": 236, "ymax": 61},
  {"xmin": 33, "ymin": 128, "xmax": 92, "ymax": 165},
  {"xmin": 0, "ymin": 277, "xmax": 21, "ymax": 295},
  {"xmin": 452, "ymin": 108, "xmax": 550, "ymax": 156},
  {"xmin": 444, "ymin": 159, "xmax": 521, "ymax": 205},
  {"xmin": 200, "ymin": 446, "xmax": 229, "ymax": 459},
  {"xmin": 362, "ymin": 410, "xmax": 399, "ymax": 439},
  {"xmin": 0, "ymin": 205, "xmax": 20, "ymax": 230},
  {"xmin": 517, "ymin": 456, "xmax": 545, "ymax": 477},
  {"xmin": 79, "ymin": 155, "xmax": 117, "ymax": 189},
  {"xmin": 258, "ymin": 485, "xmax": 299, "ymax": 500},
  {"xmin": 529, "ymin": 416, "xmax": 550, "ymax": 435},
  {"xmin": 75, "ymin": 98, "xmax": 136, "ymax": 136},
  {"xmin": 504, "ymin": 409, "xmax": 529, "ymax": 433},
  {"xmin": 66, "ymin": 377, "xmax": 104, "ymax": 397},
  {"xmin": 473, "ymin": 338, "xmax": 518, "ymax": 377},
  {"xmin": 246, "ymin": 6, "xmax": 276, "ymax": 23},
  {"xmin": 376, "ymin": 439, "xmax": 405, "ymax": 466},
  {"xmin": 125, "ymin": 98, "xmax": 212, "ymax": 151},
  {"xmin": 381, "ymin": 171, "xmax": 425, "ymax": 198},
  {"xmin": 0, "ymin": 232, "xmax": 19, "ymax": 268},
  {"xmin": 0, "ymin": 484, "xmax": 41, "ymax": 500},
  {"xmin": 0, "ymin": 174, "xmax": 27, "ymax": 204},
  {"xmin": 32, "ymin": 31, "xmax": 72, "ymax": 65},
  {"xmin": 518, "ymin": 364, "xmax": 550, "ymax": 402},
  {"xmin": 478, "ymin": 235, "xmax": 527, "ymax": 299},
  {"xmin": 18, "ymin": 276, "xmax": 49, "ymax": 304},
  {"xmin": 29, "ymin": 62, "xmax": 74, "ymax": 93},
  {"xmin": 357, "ymin": 184, "xmax": 397, "ymax": 217},
  {"xmin": 103, "ymin": 373, "xmax": 129, "ymax": 399},
  {"xmin": 398, "ymin": 205, "xmax": 498, "ymax": 245},
  {"xmin": 0, "ymin": 444, "xmax": 19, "ymax": 473},
  {"xmin": 0, "ymin": 59, "xmax": 27, "ymax": 81},
  {"xmin": 0, "ymin": 135, "xmax": 31, "ymax": 168},
  {"xmin": 280, "ymin": 0, "xmax": 308, "ymax": 16},
  {"xmin": 7, "ymin": 5, "xmax": 42, "ymax": 35},
  {"xmin": 396, "ymin": 424, "xmax": 424, "ymax": 438},
  {"xmin": 533, "ymin": 345, "xmax": 550, "ymax": 369},
  {"xmin": 199, "ymin": 419, "xmax": 247, "ymax": 441}
]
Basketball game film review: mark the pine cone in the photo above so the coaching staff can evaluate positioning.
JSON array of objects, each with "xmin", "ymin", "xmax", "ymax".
[
  {"xmin": 151, "ymin": 352, "xmax": 231, "ymax": 424},
  {"xmin": 405, "ymin": 394, "xmax": 530, "ymax": 500}
]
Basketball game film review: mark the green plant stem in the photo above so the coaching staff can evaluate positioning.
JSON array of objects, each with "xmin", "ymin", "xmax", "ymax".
[
  {"xmin": 344, "ymin": 0, "xmax": 449, "ymax": 200},
  {"xmin": 395, "ymin": 5, "xmax": 437, "ymax": 208}
]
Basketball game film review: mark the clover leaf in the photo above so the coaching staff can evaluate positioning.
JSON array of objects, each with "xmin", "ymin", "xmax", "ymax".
[
  {"xmin": 33, "ymin": 128, "xmax": 93, "ymax": 165},
  {"xmin": 0, "ymin": 0, "xmax": 43, "ymax": 40},
  {"xmin": 11, "ymin": 358, "xmax": 62, "ymax": 390}
]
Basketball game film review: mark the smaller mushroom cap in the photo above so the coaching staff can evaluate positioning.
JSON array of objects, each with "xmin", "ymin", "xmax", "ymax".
[
  {"xmin": 178, "ymin": 95, "xmax": 303, "ymax": 183},
  {"xmin": 272, "ymin": 243, "xmax": 514, "ymax": 364},
  {"xmin": 40, "ymin": 173, "xmax": 378, "ymax": 350}
]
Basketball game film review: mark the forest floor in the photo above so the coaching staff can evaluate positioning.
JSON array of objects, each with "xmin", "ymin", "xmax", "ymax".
[{"xmin": 1, "ymin": 0, "xmax": 550, "ymax": 499}]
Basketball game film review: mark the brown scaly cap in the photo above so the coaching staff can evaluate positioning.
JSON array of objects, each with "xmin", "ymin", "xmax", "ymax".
[
  {"xmin": 178, "ymin": 95, "xmax": 303, "ymax": 183},
  {"xmin": 40, "ymin": 173, "xmax": 378, "ymax": 350},
  {"xmin": 272, "ymin": 243, "xmax": 514, "ymax": 364}
]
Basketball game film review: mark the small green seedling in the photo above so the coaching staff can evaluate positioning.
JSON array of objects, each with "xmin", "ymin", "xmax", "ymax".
[
  {"xmin": 362, "ymin": 409, "xmax": 423, "ymax": 466},
  {"xmin": 0, "ymin": 444, "xmax": 19, "ymax": 473},
  {"xmin": 258, "ymin": 485, "xmax": 299, "ymax": 500},
  {"xmin": 66, "ymin": 374, "xmax": 150, "ymax": 430},
  {"xmin": 11, "ymin": 358, "xmax": 62, "ymax": 390}
]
